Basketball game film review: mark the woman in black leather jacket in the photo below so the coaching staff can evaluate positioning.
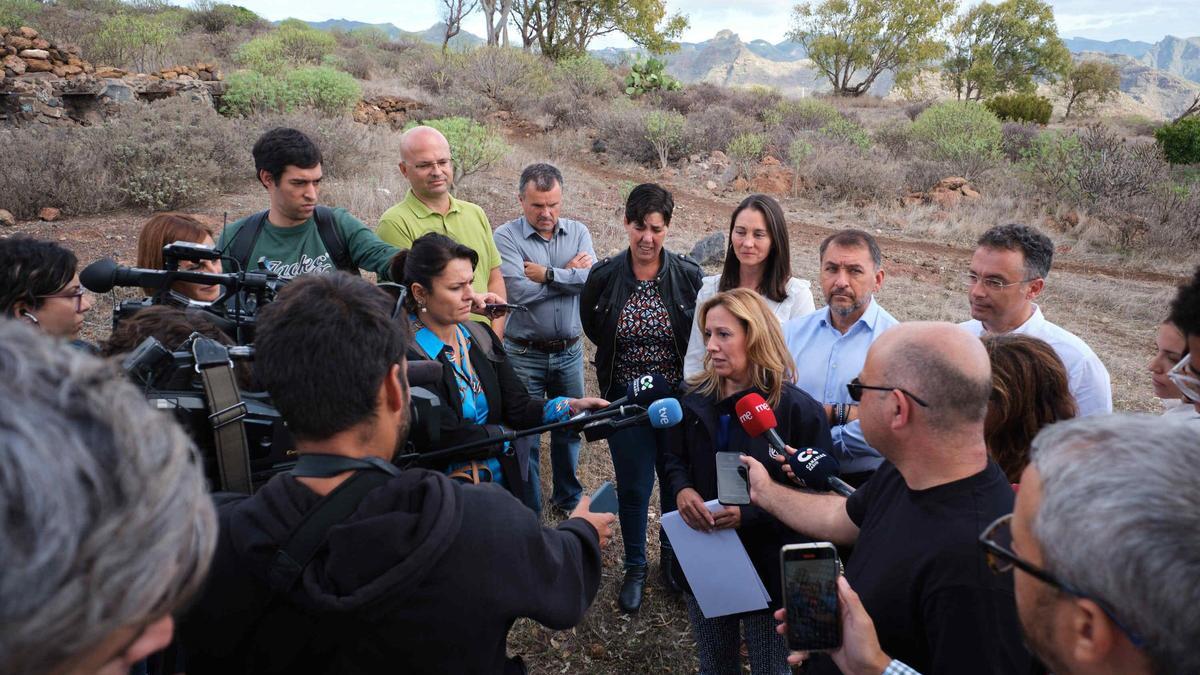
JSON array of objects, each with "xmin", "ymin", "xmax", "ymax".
[{"xmin": 580, "ymin": 183, "xmax": 703, "ymax": 612}]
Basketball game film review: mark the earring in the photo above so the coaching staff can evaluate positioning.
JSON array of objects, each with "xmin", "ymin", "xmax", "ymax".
[
  {"xmin": 419, "ymin": 303, "xmax": 427, "ymax": 313},
  {"xmin": 21, "ymin": 310, "xmax": 39, "ymax": 325}
]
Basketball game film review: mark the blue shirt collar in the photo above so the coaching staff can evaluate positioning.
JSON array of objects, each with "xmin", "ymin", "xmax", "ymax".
[
  {"xmin": 519, "ymin": 216, "xmax": 563, "ymax": 240},
  {"xmin": 819, "ymin": 297, "xmax": 882, "ymax": 332},
  {"xmin": 413, "ymin": 319, "xmax": 470, "ymax": 360}
]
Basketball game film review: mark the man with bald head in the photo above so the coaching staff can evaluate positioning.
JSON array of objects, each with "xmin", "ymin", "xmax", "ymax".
[
  {"xmin": 378, "ymin": 125, "xmax": 507, "ymax": 334},
  {"xmin": 742, "ymin": 322, "xmax": 1032, "ymax": 674}
]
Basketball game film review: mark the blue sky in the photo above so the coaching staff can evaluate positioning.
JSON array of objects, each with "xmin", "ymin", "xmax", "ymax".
[{"xmin": 223, "ymin": 0, "xmax": 1200, "ymax": 46}]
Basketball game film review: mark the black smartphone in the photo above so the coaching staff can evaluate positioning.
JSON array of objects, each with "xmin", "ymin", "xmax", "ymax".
[
  {"xmin": 484, "ymin": 303, "xmax": 528, "ymax": 316},
  {"xmin": 589, "ymin": 481, "xmax": 618, "ymax": 514},
  {"xmin": 781, "ymin": 542, "xmax": 842, "ymax": 652},
  {"xmin": 715, "ymin": 452, "xmax": 750, "ymax": 505}
]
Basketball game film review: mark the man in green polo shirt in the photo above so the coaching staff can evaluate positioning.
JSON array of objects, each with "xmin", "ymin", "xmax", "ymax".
[{"xmin": 378, "ymin": 125, "xmax": 506, "ymax": 336}]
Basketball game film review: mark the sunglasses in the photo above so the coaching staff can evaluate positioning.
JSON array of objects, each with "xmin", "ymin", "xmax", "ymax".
[
  {"xmin": 1168, "ymin": 354, "xmax": 1200, "ymax": 403},
  {"xmin": 846, "ymin": 376, "xmax": 929, "ymax": 407},
  {"xmin": 978, "ymin": 514, "xmax": 1145, "ymax": 648}
]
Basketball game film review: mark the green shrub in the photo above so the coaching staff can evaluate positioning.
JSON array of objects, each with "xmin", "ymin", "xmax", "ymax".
[
  {"xmin": 1155, "ymin": 118, "xmax": 1200, "ymax": 165},
  {"xmin": 595, "ymin": 102, "xmax": 655, "ymax": 163},
  {"xmin": 644, "ymin": 110, "xmax": 686, "ymax": 170},
  {"xmin": 624, "ymin": 57, "xmax": 681, "ymax": 96},
  {"xmin": 91, "ymin": 13, "xmax": 180, "ymax": 72},
  {"xmin": 459, "ymin": 47, "xmax": 550, "ymax": 113},
  {"xmin": 787, "ymin": 137, "xmax": 814, "ymax": 196},
  {"xmin": 819, "ymin": 117, "xmax": 871, "ymax": 150},
  {"xmin": 405, "ymin": 117, "xmax": 509, "ymax": 184},
  {"xmin": 185, "ymin": 1, "xmax": 264, "ymax": 33},
  {"xmin": 985, "ymin": 93, "xmax": 1052, "ymax": 125},
  {"xmin": 873, "ymin": 120, "xmax": 912, "ymax": 159},
  {"xmin": 0, "ymin": 0, "xmax": 42, "ymax": 28},
  {"xmin": 685, "ymin": 104, "xmax": 758, "ymax": 156},
  {"xmin": 554, "ymin": 54, "xmax": 616, "ymax": 99},
  {"xmin": 772, "ymin": 97, "xmax": 842, "ymax": 131},
  {"xmin": 1022, "ymin": 125, "xmax": 1167, "ymax": 206},
  {"xmin": 727, "ymin": 132, "xmax": 766, "ymax": 179},
  {"xmin": 910, "ymin": 101, "xmax": 1003, "ymax": 179},
  {"xmin": 222, "ymin": 66, "xmax": 359, "ymax": 116},
  {"xmin": 235, "ymin": 20, "xmax": 335, "ymax": 75}
]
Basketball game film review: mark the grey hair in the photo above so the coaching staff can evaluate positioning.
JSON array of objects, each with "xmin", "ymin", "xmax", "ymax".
[
  {"xmin": 884, "ymin": 342, "xmax": 991, "ymax": 430},
  {"xmin": 0, "ymin": 321, "xmax": 216, "ymax": 673},
  {"xmin": 518, "ymin": 162, "xmax": 564, "ymax": 196},
  {"xmin": 1030, "ymin": 414, "xmax": 1200, "ymax": 675}
]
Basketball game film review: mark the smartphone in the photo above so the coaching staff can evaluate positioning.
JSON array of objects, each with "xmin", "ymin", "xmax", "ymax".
[
  {"xmin": 484, "ymin": 303, "xmax": 528, "ymax": 316},
  {"xmin": 589, "ymin": 481, "xmax": 618, "ymax": 514},
  {"xmin": 715, "ymin": 452, "xmax": 750, "ymax": 505},
  {"xmin": 781, "ymin": 542, "xmax": 842, "ymax": 652}
]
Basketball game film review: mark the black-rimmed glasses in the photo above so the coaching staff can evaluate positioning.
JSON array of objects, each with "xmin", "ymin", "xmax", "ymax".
[
  {"xmin": 377, "ymin": 282, "xmax": 408, "ymax": 321},
  {"xmin": 846, "ymin": 376, "xmax": 929, "ymax": 407},
  {"xmin": 978, "ymin": 513, "xmax": 1145, "ymax": 648}
]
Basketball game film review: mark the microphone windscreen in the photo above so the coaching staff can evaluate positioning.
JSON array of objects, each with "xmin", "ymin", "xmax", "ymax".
[
  {"xmin": 80, "ymin": 258, "xmax": 118, "ymax": 293},
  {"xmin": 647, "ymin": 397, "xmax": 683, "ymax": 429},
  {"xmin": 406, "ymin": 360, "xmax": 443, "ymax": 388},
  {"xmin": 628, "ymin": 373, "xmax": 673, "ymax": 406},
  {"xmin": 787, "ymin": 447, "xmax": 842, "ymax": 492},
  {"xmin": 735, "ymin": 392, "xmax": 778, "ymax": 439}
]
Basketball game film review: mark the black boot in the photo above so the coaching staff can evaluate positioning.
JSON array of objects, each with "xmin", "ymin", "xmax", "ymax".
[
  {"xmin": 618, "ymin": 565, "xmax": 647, "ymax": 613},
  {"xmin": 660, "ymin": 547, "xmax": 683, "ymax": 594}
]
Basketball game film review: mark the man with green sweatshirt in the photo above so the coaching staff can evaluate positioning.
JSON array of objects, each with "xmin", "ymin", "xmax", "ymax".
[{"xmin": 217, "ymin": 127, "xmax": 398, "ymax": 280}]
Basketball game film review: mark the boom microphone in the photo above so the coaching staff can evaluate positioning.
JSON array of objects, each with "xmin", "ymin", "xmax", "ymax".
[
  {"xmin": 734, "ymin": 392, "xmax": 854, "ymax": 497},
  {"xmin": 605, "ymin": 373, "xmax": 673, "ymax": 408},
  {"xmin": 80, "ymin": 257, "xmax": 271, "ymax": 295}
]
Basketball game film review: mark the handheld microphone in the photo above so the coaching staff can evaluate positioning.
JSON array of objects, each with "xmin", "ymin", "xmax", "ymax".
[
  {"xmin": 734, "ymin": 393, "xmax": 854, "ymax": 497},
  {"xmin": 582, "ymin": 397, "xmax": 683, "ymax": 441},
  {"xmin": 605, "ymin": 373, "xmax": 673, "ymax": 408}
]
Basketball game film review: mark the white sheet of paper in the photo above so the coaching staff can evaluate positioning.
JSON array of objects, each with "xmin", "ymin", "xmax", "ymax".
[{"xmin": 661, "ymin": 499, "xmax": 771, "ymax": 618}]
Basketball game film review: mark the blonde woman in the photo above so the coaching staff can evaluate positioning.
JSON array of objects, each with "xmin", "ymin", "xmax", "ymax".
[{"xmin": 662, "ymin": 288, "xmax": 832, "ymax": 675}]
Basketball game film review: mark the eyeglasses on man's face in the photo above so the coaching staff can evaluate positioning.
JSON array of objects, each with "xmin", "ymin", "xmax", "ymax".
[
  {"xmin": 962, "ymin": 271, "xmax": 1038, "ymax": 291},
  {"xmin": 978, "ymin": 513, "xmax": 1145, "ymax": 648},
  {"xmin": 410, "ymin": 158, "xmax": 453, "ymax": 173},
  {"xmin": 38, "ymin": 286, "xmax": 89, "ymax": 313},
  {"xmin": 846, "ymin": 376, "xmax": 930, "ymax": 407},
  {"xmin": 1168, "ymin": 354, "xmax": 1200, "ymax": 403}
]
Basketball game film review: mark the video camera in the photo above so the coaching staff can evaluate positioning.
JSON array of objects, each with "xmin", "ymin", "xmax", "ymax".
[{"xmin": 81, "ymin": 242, "xmax": 287, "ymax": 345}]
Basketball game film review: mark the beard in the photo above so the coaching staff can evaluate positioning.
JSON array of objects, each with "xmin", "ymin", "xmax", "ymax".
[{"xmin": 826, "ymin": 292, "xmax": 867, "ymax": 318}]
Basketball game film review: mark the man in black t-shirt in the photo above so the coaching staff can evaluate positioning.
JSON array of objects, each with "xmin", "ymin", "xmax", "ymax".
[{"xmin": 743, "ymin": 322, "xmax": 1032, "ymax": 675}]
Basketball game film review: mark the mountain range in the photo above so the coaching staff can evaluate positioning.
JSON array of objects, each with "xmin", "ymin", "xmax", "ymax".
[{"xmin": 300, "ymin": 19, "xmax": 1200, "ymax": 118}]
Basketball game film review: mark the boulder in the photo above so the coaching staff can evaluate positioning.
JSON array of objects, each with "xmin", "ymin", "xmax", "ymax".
[
  {"xmin": 19, "ymin": 48, "xmax": 49, "ymax": 60},
  {"xmin": 38, "ymin": 207, "xmax": 61, "ymax": 222},
  {"xmin": 0, "ymin": 209, "xmax": 15, "ymax": 227},
  {"xmin": 960, "ymin": 186, "xmax": 980, "ymax": 199},
  {"xmin": 927, "ymin": 187, "xmax": 960, "ymax": 210},
  {"xmin": 5, "ymin": 35, "xmax": 33, "ymax": 51},
  {"xmin": 689, "ymin": 231, "xmax": 727, "ymax": 266},
  {"xmin": 750, "ymin": 164, "xmax": 794, "ymax": 195},
  {"xmin": 31, "ymin": 38, "xmax": 49, "ymax": 50},
  {"xmin": 3, "ymin": 54, "xmax": 25, "ymax": 76},
  {"xmin": 16, "ymin": 26, "xmax": 38, "ymax": 40},
  {"xmin": 94, "ymin": 66, "xmax": 127, "ymax": 78},
  {"xmin": 935, "ymin": 176, "xmax": 968, "ymax": 191},
  {"xmin": 23, "ymin": 58, "xmax": 53, "ymax": 73}
]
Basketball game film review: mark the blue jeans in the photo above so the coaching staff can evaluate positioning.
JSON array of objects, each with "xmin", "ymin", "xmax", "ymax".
[
  {"xmin": 505, "ymin": 338, "xmax": 585, "ymax": 514},
  {"xmin": 604, "ymin": 382, "xmax": 672, "ymax": 569}
]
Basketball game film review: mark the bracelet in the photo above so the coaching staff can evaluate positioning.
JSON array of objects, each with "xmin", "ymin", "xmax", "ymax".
[{"xmin": 836, "ymin": 403, "xmax": 848, "ymax": 427}]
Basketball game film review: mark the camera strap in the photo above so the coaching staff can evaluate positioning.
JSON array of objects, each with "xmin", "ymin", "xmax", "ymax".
[
  {"xmin": 268, "ymin": 455, "xmax": 398, "ymax": 593},
  {"xmin": 193, "ymin": 337, "xmax": 253, "ymax": 494}
]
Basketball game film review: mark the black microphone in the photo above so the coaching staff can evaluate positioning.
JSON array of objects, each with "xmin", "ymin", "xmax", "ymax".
[
  {"xmin": 582, "ymin": 397, "xmax": 684, "ymax": 441},
  {"xmin": 604, "ymin": 373, "xmax": 673, "ymax": 408},
  {"xmin": 735, "ymin": 392, "xmax": 854, "ymax": 497},
  {"xmin": 80, "ymin": 258, "xmax": 270, "ymax": 295}
]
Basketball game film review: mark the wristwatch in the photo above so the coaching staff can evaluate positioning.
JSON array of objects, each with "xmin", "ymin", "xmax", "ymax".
[{"xmin": 545, "ymin": 267, "xmax": 555, "ymax": 284}]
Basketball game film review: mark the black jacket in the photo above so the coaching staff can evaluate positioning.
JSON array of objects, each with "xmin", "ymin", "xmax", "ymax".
[
  {"xmin": 661, "ymin": 384, "xmax": 833, "ymax": 608},
  {"xmin": 580, "ymin": 248, "xmax": 703, "ymax": 396},
  {"xmin": 180, "ymin": 469, "xmax": 603, "ymax": 674},
  {"xmin": 407, "ymin": 322, "xmax": 547, "ymax": 496}
]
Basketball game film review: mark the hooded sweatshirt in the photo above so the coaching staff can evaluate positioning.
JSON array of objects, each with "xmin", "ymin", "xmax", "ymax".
[{"xmin": 180, "ymin": 467, "xmax": 602, "ymax": 674}]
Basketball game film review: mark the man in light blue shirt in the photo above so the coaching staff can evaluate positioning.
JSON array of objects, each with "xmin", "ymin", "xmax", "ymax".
[
  {"xmin": 784, "ymin": 229, "xmax": 898, "ymax": 479},
  {"xmin": 494, "ymin": 163, "xmax": 596, "ymax": 514}
]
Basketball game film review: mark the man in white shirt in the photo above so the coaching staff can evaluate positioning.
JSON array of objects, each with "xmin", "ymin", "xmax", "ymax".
[{"xmin": 959, "ymin": 223, "xmax": 1112, "ymax": 416}]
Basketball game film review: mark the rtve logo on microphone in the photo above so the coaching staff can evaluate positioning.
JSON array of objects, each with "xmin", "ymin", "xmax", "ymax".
[{"xmin": 656, "ymin": 406, "xmax": 671, "ymax": 426}]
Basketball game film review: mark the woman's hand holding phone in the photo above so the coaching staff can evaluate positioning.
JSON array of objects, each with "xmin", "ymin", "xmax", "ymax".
[
  {"xmin": 775, "ymin": 577, "xmax": 892, "ymax": 674},
  {"xmin": 676, "ymin": 487, "xmax": 715, "ymax": 532}
]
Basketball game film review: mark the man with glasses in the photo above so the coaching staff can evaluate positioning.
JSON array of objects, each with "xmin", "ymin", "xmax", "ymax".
[
  {"xmin": 959, "ymin": 223, "xmax": 1112, "ymax": 416},
  {"xmin": 1168, "ymin": 266, "xmax": 1200, "ymax": 413},
  {"xmin": 783, "ymin": 229, "xmax": 898, "ymax": 484},
  {"xmin": 783, "ymin": 414, "xmax": 1200, "ymax": 675},
  {"xmin": 742, "ymin": 322, "xmax": 1031, "ymax": 674},
  {"xmin": 378, "ymin": 125, "xmax": 508, "ymax": 337}
]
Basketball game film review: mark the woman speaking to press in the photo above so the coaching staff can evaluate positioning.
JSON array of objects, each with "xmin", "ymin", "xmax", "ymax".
[
  {"xmin": 392, "ymin": 233, "xmax": 607, "ymax": 501},
  {"xmin": 662, "ymin": 288, "xmax": 831, "ymax": 674},
  {"xmin": 581, "ymin": 183, "xmax": 703, "ymax": 613}
]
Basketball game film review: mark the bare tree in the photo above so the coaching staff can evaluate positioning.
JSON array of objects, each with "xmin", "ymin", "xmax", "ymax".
[
  {"xmin": 1174, "ymin": 93, "xmax": 1200, "ymax": 124},
  {"xmin": 441, "ymin": 0, "xmax": 480, "ymax": 50},
  {"xmin": 480, "ymin": 0, "xmax": 512, "ymax": 46}
]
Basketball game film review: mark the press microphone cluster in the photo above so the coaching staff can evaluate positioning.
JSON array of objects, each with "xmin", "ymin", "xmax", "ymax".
[{"xmin": 734, "ymin": 393, "xmax": 854, "ymax": 498}]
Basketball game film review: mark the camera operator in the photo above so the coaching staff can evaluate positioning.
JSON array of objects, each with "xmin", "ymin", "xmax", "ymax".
[
  {"xmin": 394, "ymin": 233, "xmax": 608, "ymax": 500},
  {"xmin": 137, "ymin": 213, "xmax": 222, "ymax": 302},
  {"xmin": 0, "ymin": 236, "xmax": 94, "ymax": 343},
  {"xmin": 0, "ymin": 321, "xmax": 216, "ymax": 675},
  {"xmin": 179, "ymin": 272, "xmax": 615, "ymax": 674}
]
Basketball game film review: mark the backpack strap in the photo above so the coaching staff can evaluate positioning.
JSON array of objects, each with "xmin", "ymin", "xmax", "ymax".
[
  {"xmin": 225, "ymin": 210, "xmax": 270, "ymax": 272},
  {"xmin": 462, "ymin": 319, "xmax": 502, "ymax": 362},
  {"xmin": 313, "ymin": 206, "xmax": 360, "ymax": 276}
]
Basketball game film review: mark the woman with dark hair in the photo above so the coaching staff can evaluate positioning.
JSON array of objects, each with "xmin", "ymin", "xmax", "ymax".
[
  {"xmin": 1148, "ymin": 318, "xmax": 1199, "ymax": 418},
  {"xmin": 137, "ymin": 213, "xmax": 221, "ymax": 302},
  {"xmin": 393, "ymin": 233, "xmax": 608, "ymax": 499},
  {"xmin": 581, "ymin": 183, "xmax": 704, "ymax": 612},
  {"xmin": 982, "ymin": 333, "xmax": 1077, "ymax": 483},
  {"xmin": 665, "ymin": 289, "xmax": 830, "ymax": 674},
  {"xmin": 684, "ymin": 194, "xmax": 814, "ymax": 378},
  {"xmin": 0, "ymin": 236, "xmax": 93, "ymax": 340}
]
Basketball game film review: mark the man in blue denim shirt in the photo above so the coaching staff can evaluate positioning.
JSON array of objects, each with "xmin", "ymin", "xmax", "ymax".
[{"xmin": 494, "ymin": 163, "xmax": 597, "ymax": 514}]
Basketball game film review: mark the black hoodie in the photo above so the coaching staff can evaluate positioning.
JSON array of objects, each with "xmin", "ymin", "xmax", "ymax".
[{"xmin": 180, "ymin": 467, "xmax": 602, "ymax": 674}]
